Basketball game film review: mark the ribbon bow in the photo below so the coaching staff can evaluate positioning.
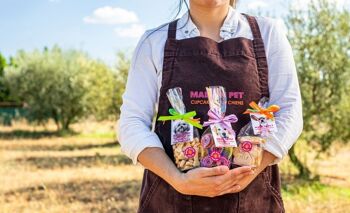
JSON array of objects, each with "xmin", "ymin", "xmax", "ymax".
[
  {"xmin": 203, "ymin": 109, "xmax": 238, "ymax": 129},
  {"xmin": 243, "ymin": 101, "xmax": 280, "ymax": 119},
  {"xmin": 158, "ymin": 108, "xmax": 203, "ymax": 129}
]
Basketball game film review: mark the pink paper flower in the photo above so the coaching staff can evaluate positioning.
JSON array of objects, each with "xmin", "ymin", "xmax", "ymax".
[
  {"xmin": 210, "ymin": 151, "xmax": 221, "ymax": 162},
  {"xmin": 240, "ymin": 141, "xmax": 253, "ymax": 152},
  {"xmin": 183, "ymin": 147, "xmax": 196, "ymax": 158}
]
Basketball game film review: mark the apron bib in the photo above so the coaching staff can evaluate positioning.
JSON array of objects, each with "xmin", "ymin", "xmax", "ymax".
[{"xmin": 138, "ymin": 14, "xmax": 285, "ymax": 213}]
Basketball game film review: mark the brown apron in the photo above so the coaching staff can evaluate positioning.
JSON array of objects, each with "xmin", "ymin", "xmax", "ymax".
[{"xmin": 137, "ymin": 14, "xmax": 285, "ymax": 213}]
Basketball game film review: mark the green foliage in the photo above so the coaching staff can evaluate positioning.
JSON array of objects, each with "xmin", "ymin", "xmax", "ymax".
[
  {"xmin": 114, "ymin": 52, "xmax": 130, "ymax": 115},
  {"xmin": 78, "ymin": 56, "xmax": 119, "ymax": 120},
  {"xmin": 282, "ymin": 180, "xmax": 350, "ymax": 211},
  {"xmin": 0, "ymin": 53, "xmax": 6, "ymax": 76},
  {"xmin": 282, "ymin": 181, "xmax": 350, "ymax": 199},
  {"xmin": 287, "ymin": 0, "xmax": 350, "ymax": 177},
  {"xmin": 4, "ymin": 46, "xmax": 119, "ymax": 131},
  {"xmin": 0, "ymin": 52, "xmax": 12, "ymax": 102}
]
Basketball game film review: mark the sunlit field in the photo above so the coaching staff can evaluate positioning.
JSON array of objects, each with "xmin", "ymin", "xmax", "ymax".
[{"xmin": 0, "ymin": 122, "xmax": 349, "ymax": 213}]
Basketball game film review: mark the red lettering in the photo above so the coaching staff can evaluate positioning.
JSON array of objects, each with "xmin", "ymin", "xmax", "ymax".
[{"xmin": 228, "ymin": 100, "xmax": 244, "ymax": 105}]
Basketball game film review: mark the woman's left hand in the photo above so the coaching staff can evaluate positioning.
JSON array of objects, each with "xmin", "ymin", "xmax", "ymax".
[
  {"xmin": 227, "ymin": 168, "xmax": 259, "ymax": 193},
  {"xmin": 220, "ymin": 150, "xmax": 277, "ymax": 195},
  {"xmin": 217, "ymin": 167, "xmax": 257, "ymax": 195}
]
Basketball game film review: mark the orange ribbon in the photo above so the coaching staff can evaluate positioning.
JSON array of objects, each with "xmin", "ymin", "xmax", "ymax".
[{"xmin": 243, "ymin": 101, "xmax": 280, "ymax": 119}]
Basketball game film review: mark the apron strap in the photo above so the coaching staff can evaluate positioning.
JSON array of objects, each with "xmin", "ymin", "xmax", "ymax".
[
  {"xmin": 167, "ymin": 19, "xmax": 178, "ymax": 39},
  {"xmin": 242, "ymin": 14, "xmax": 270, "ymax": 98}
]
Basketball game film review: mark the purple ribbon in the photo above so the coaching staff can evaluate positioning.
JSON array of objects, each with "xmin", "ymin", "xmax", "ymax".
[{"xmin": 203, "ymin": 109, "xmax": 238, "ymax": 129}]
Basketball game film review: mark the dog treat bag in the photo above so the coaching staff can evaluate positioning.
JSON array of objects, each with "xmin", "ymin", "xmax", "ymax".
[
  {"xmin": 233, "ymin": 97, "xmax": 280, "ymax": 167},
  {"xmin": 158, "ymin": 87, "xmax": 203, "ymax": 171},
  {"xmin": 200, "ymin": 86, "xmax": 238, "ymax": 168}
]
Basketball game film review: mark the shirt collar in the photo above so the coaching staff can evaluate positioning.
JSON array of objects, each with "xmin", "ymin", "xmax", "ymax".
[{"xmin": 177, "ymin": 6, "xmax": 239, "ymax": 40}]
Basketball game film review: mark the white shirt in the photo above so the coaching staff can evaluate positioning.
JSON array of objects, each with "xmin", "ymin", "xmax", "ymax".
[{"xmin": 118, "ymin": 7, "xmax": 303, "ymax": 165}]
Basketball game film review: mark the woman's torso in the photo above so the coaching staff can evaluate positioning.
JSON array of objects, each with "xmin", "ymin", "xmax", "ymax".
[
  {"xmin": 139, "ymin": 10, "xmax": 285, "ymax": 118},
  {"xmin": 137, "ymin": 12, "xmax": 285, "ymax": 213}
]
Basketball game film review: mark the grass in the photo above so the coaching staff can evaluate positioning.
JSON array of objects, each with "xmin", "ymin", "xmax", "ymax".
[
  {"xmin": 0, "ymin": 121, "xmax": 349, "ymax": 213},
  {"xmin": 283, "ymin": 181, "xmax": 350, "ymax": 212}
]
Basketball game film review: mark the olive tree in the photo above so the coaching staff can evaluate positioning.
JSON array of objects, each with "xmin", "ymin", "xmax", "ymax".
[
  {"xmin": 4, "ymin": 46, "xmax": 118, "ymax": 131},
  {"xmin": 0, "ymin": 53, "xmax": 11, "ymax": 102},
  {"xmin": 286, "ymin": 0, "xmax": 350, "ymax": 178},
  {"xmin": 114, "ymin": 52, "xmax": 130, "ymax": 115}
]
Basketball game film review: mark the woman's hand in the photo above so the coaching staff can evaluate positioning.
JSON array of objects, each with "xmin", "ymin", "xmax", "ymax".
[
  {"xmin": 171, "ymin": 165, "xmax": 254, "ymax": 197},
  {"xmin": 138, "ymin": 147, "xmax": 276, "ymax": 197},
  {"xmin": 227, "ymin": 151, "xmax": 278, "ymax": 193},
  {"xmin": 225, "ymin": 170, "xmax": 257, "ymax": 194}
]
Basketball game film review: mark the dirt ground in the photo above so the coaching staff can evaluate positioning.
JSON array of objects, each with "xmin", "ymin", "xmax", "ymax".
[{"xmin": 0, "ymin": 121, "xmax": 349, "ymax": 213}]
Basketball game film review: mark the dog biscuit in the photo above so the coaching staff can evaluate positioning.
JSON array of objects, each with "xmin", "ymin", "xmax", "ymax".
[
  {"xmin": 173, "ymin": 138, "xmax": 202, "ymax": 171},
  {"xmin": 233, "ymin": 136, "xmax": 265, "ymax": 167}
]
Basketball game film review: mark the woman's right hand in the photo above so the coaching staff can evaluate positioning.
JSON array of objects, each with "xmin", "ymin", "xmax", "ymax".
[{"xmin": 172, "ymin": 165, "xmax": 254, "ymax": 197}]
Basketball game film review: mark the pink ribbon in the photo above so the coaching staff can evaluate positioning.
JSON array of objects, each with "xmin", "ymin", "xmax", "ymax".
[{"xmin": 203, "ymin": 109, "xmax": 238, "ymax": 129}]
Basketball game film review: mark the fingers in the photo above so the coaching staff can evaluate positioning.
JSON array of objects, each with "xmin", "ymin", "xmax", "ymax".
[
  {"xmin": 183, "ymin": 166, "xmax": 256, "ymax": 197},
  {"xmin": 194, "ymin": 166, "xmax": 254, "ymax": 189},
  {"xmin": 218, "ymin": 184, "xmax": 241, "ymax": 196},
  {"xmin": 230, "ymin": 169, "xmax": 255, "ymax": 182},
  {"xmin": 195, "ymin": 166, "xmax": 252, "ymax": 179},
  {"xmin": 216, "ymin": 170, "xmax": 254, "ymax": 191},
  {"xmin": 217, "ymin": 166, "xmax": 254, "ymax": 185},
  {"xmin": 231, "ymin": 166, "xmax": 254, "ymax": 176},
  {"xmin": 196, "ymin": 165, "xmax": 229, "ymax": 177}
]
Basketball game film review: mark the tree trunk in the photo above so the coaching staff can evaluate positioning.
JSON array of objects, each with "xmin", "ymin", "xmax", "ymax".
[
  {"xmin": 62, "ymin": 119, "xmax": 70, "ymax": 132},
  {"xmin": 55, "ymin": 122, "xmax": 61, "ymax": 132},
  {"xmin": 61, "ymin": 116, "xmax": 74, "ymax": 132},
  {"xmin": 288, "ymin": 144, "xmax": 311, "ymax": 179},
  {"xmin": 52, "ymin": 110, "xmax": 61, "ymax": 132}
]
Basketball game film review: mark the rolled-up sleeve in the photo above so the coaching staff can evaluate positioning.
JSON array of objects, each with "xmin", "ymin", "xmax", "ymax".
[
  {"xmin": 261, "ymin": 18, "xmax": 303, "ymax": 164},
  {"xmin": 118, "ymin": 31, "xmax": 164, "ymax": 165}
]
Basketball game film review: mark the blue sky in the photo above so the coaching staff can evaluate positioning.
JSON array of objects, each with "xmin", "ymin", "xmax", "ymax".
[{"xmin": 0, "ymin": 0, "xmax": 347, "ymax": 65}]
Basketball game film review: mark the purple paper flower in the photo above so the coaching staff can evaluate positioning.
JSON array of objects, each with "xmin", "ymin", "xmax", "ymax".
[
  {"xmin": 201, "ymin": 156, "xmax": 213, "ymax": 167},
  {"xmin": 216, "ymin": 157, "xmax": 230, "ymax": 167}
]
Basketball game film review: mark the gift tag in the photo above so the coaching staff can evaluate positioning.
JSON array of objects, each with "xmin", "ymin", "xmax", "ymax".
[
  {"xmin": 210, "ymin": 123, "xmax": 237, "ymax": 147},
  {"xmin": 171, "ymin": 120, "xmax": 194, "ymax": 145},
  {"xmin": 250, "ymin": 113, "xmax": 277, "ymax": 135}
]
